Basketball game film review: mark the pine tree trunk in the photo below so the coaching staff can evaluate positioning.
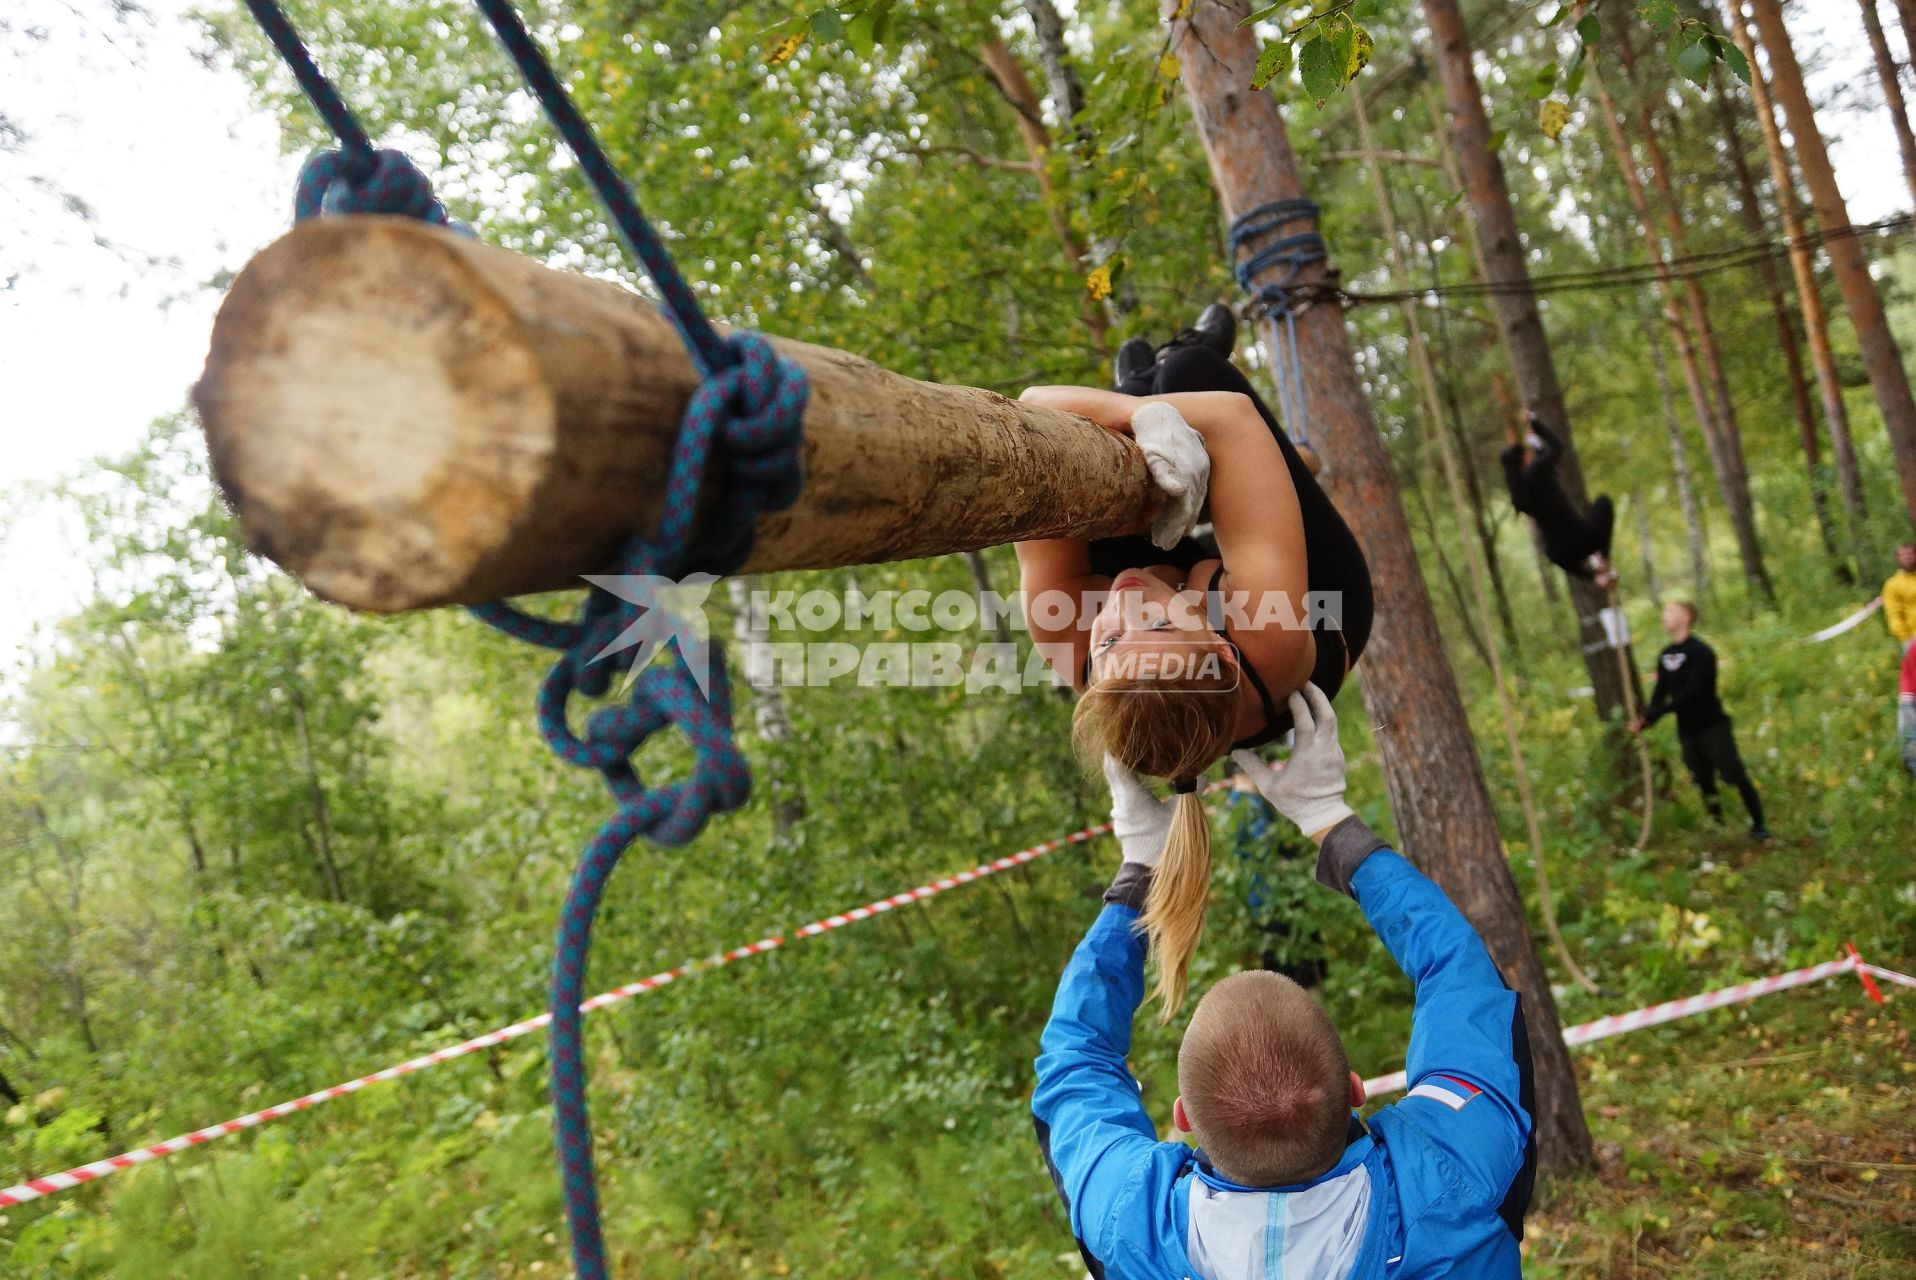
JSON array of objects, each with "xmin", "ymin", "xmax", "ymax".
[
  {"xmin": 1615, "ymin": 47, "xmax": 1764, "ymax": 574},
  {"xmin": 1708, "ymin": 64, "xmax": 1844, "ymax": 573},
  {"xmin": 1592, "ymin": 72, "xmax": 1774, "ymax": 600},
  {"xmin": 1727, "ymin": 1, "xmax": 1871, "ymax": 553},
  {"xmin": 1749, "ymin": 0, "xmax": 1916, "ymax": 531},
  {"xmin": 1424, "ymin": 0, "xmax": 1635, "ymax": 718},
  {"xmin": 1899, "ymin": 0, "xmax": 1916, "ymax": 82},
  {"xmin": 1860, "ymin": 0, "xmax": 1916, "ymax": 207},
  {"xmin": 1644, "ymin": 309, "xmax": 1712, "ymax": 603},
  {"xmin": 1169, "ymin": 0, "xmax": 1592, "ymax": 1173}
]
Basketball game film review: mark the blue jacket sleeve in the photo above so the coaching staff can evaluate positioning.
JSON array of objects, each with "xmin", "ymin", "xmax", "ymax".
[
  {"xmin": 1356, "ymin": 852, "xmax": 1534, "ymax": 1204},
  {"xmin": 1031, "ymin": 904, "xmax": 1166, "ymax": 1267}
]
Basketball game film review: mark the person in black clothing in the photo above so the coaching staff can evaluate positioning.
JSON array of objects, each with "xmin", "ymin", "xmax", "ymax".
[
  {"xmin": 1501, "ymin": 414, "xmax": 1617, "ymax": 588},
  {"xmin": 1630, "ymin": 600, "xmax": 1771, "ymax": 841}
]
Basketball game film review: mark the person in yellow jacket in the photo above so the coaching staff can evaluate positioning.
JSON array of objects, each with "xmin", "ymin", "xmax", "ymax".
[{"xmin": 1886, "ymin": 543, "xmax": 1916, "ymax": 650}]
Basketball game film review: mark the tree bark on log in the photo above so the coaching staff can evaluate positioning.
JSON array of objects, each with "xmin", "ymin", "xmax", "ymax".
[
  {"xmin": 1422, "ymin": 0, "xmax": 1632, "ymax": 719},
  {"xmin": 193, "ymin": 217, "xmax": 1162, "ymax": 613},
  {"xmin": 1726, "ymin": 2, "xmax": 1870, "ymax": 555},
  {"xmin": 1167, "ymin": 0, "xmax": 1592, "ymax": 1173},
  {"xmin": 1748, "ymin": 0, "xmax": 1916, "ymax": 532}
]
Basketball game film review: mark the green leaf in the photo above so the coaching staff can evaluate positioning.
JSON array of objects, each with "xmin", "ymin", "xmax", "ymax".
[
  {"xmin": 1527, "ymin": 61, "xmax": 1560, "ymax": 100},
  {"xmin": 1299, "ymin": 33, "xmax": 1342, "ymax": 104},
  {"xmin": 1541, "ymin": 3, "xmax": 1567, "ymax": 28},
  {"xmin": 1539, "ymin": 97, "xmax": 1571, "ymax": 141},
  {"xmin": 1575, "ymin": 13, "xmax": 1600, "ymax": 46},
  {"xmin": 1674, "ymin": 36, "xmax": 1714, "ymax": 86},
  {"xmin": 1352, "ymin": 0, "xmax": 1386, "ymax": 18},
  {"xmin": 1251, "ymin": 39, "xmax": 1294, "ymax": 91},
  {"xmin": 845, "ymin": 10, "xmax": 876, "ymax": 58},
  {"xmin": 1321, "ymin": 13, "xmax": 1356, "ymax": 71},
  {"xmin": 1720, "ymin": 41, "xmax": 1752, "ymax": 85},
  {"xmin": 1565, "ymin": 44, "xmax": 1587, "ymax": 97},
  {"xmin": 1347, "ymin": 25, "xmax": 1374, "ymax": 80},
  {"xmin": 808, "ymin": 8, "xmax": 843, "ymax": 40},
  {"xmin": 1486, "ymin": 128, "xmax": 1507, "ymax": 153},
  {"xmin": 1641, "ymin": 0, "xmax": 1679, "ymax": 33},
  {"xmin": 1239, "ymin": 0, "xmax": 1285, "ymax": 26}
]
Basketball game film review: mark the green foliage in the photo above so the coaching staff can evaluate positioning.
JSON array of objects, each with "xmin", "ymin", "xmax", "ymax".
[{"xmin": 4, "ymin": 0, "xmax": 1915, "ymax": 1273}]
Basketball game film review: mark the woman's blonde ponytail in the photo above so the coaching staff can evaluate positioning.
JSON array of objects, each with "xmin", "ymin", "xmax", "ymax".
[
  {"xmin": 1141, "ymin": 789, "xmax": 1213, "ymax": 1020},
  {"xmin": 1072, "ymin": 659, "xmax": 1238, "ymax": 1020}
]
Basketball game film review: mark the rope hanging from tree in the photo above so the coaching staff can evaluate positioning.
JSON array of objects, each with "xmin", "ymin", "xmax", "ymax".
[
  {"xmin": 238, "ymin": 4, "xmax": 808, "ymax": 1275},
  {"xmin": 1228, "ymin": 197, "xmax": 1328, "ymax": 447}
]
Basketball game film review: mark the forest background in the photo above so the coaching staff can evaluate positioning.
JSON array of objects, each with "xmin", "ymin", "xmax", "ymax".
[{"xmin": 2, "ymin": 0, "xmax": 1913, "ymax": 1274}]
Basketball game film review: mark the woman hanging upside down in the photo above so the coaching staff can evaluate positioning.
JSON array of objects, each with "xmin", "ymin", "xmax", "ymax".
[
  {"xmin": 1015, "ymin": 326, "xmax": 1372, "ymax": 1018},
  {"xmin": 1501, "ymin": 413, "xmax": 1617, "ymax": 588}
]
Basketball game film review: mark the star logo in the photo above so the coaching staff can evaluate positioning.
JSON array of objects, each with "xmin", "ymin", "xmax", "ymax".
[{"xmin": 580, "ymin": 572, "xmax": 721, "ymax": 698}]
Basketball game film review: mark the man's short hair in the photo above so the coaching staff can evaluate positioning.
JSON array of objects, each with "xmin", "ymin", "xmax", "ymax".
[
  {"xmin": 1670, "ymin": 599, "xmax": 1699, "ymax": 625},
  {"xmin": 1177, "ymin": 971, "xmax": 1352, "ymax": 1186}
]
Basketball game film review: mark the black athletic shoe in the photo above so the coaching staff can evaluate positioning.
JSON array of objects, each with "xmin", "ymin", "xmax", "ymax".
[
  {"xmin": 1114, "ymin": 336, "xmax": 1156, "ymax": 389},
  {"xmin": 1192, "ymin": 301, "xmax": 1237, "ymax": 355},
  {"xmin": 1159, "ymin": 302, "xmax": 1239, "ymax": 361},
  {"xmin": 1751, "ymin": 825, "xmax": 1773, "ymax": 843}
]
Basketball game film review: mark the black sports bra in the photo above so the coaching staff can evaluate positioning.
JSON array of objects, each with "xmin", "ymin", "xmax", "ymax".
[{"xmin": 1080, "ymin": 561, "xmax": 1285, "ymax": 751}]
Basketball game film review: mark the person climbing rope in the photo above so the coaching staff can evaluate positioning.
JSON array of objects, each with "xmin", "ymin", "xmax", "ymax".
[
  {"xmin": 1014, "ymin": 309, "xmax": 1373, "ymax": 1015},
  {"xmin": 1630, "ymin": 601, "xmax": 1771, "ymax": 842},
  {"xmin": 1500, "ymin": 413, "xmax": 1617, "ymax": 588},
  {"xmin": 1033, "ymin": 684, "xmax": 1536, "ymax": 1279}
]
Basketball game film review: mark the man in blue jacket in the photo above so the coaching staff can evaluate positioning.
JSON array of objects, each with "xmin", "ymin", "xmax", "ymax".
[{"xmin": 1033, "ymin": 684, "xmax": 1535, "ymax": 1278}]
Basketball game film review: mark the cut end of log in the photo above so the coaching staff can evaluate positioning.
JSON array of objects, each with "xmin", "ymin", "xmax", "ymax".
[
  {"xmin": 195, "ymin": 217, "xmax": 1158, "ymax": 613},
  {"xmin": 195, "ymin": 218, "xmax": 563, "ymax": 612}
]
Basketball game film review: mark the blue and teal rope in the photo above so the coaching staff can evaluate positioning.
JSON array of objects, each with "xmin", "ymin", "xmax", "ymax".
[
  {"xmin": 1227, "ymin": 198, "xmax": 1327, "ymax": 448},
  {"xmin": 238, "ymin": 3, "xmax": 807, "ymax": 1275}
]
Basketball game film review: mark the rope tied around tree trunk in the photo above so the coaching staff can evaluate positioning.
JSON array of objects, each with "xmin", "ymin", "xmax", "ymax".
[
  {"xmin": 237, "ymin": 3, "xmax": 807, "ymax": 1274},
  {"xmin": 1228, "ymin": 197, "xmax": 1331, "ymax": 447}
]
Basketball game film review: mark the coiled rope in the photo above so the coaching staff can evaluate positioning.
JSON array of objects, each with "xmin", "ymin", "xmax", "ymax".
[
  {"xmin": 1227, "ymin": 197, "xmax": 1329, "ymax": 448},
  {"xmin": 238, "ymin": 3, "xmax": 807, "ymax": 1274}
]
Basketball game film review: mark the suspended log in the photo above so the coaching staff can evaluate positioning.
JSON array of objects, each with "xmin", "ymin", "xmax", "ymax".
[{"xmin": 193, "ymin": 216, "xmax": 1160, "ymax": 613}]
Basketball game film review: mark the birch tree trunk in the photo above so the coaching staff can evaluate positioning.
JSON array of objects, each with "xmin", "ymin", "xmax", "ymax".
[{"xmin": 1645, "ymin": 309, "xmax": 1712, "ymax": 604}]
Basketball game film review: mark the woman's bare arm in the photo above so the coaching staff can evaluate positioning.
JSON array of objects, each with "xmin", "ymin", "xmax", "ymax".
[{"xmin": 1015, "ymin": 385, "xmax": 1315, "ymax": 695}]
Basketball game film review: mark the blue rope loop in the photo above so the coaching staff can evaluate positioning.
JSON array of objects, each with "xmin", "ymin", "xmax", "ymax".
[
  {"xmin": 236, "ymin": 1, "xmax": 809, "ymax": 1274},
  {"xmin": 294, "ymin": 148, "xmax": 458, "ymax": 225},
  {"xmin": 1227, "ymin": 198, "xmax": 1330, "ymax": 448}
]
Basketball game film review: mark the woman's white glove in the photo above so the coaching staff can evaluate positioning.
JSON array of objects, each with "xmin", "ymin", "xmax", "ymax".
[
  {"xmin": 1230, "ymin": 683, "xmax": 1354, "ymax": 838},
  {"xmin": 1131, "ymin": 402, "xmax": 1211, "ymax": 550},
  {"xmin": 1103, "ymin": 754, "xmax": 1173, "ymax": 867}
]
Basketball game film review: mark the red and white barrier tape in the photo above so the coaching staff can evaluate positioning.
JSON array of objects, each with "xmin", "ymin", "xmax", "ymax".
[
  {"xmin": 1799, "ymin": 597, "xmax": 1882, "ymax": 644},
  {"xmin": 4, "ymin": 815, "xmax": 1906, "ymax": 1208},
  {"xmin": 0, "ymin": 817, "xmax": 1111, "ymax": 1209},
  {"xmin": 1362, "ymin": 949, "xmax": 1901, "ymax": 1099}
]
